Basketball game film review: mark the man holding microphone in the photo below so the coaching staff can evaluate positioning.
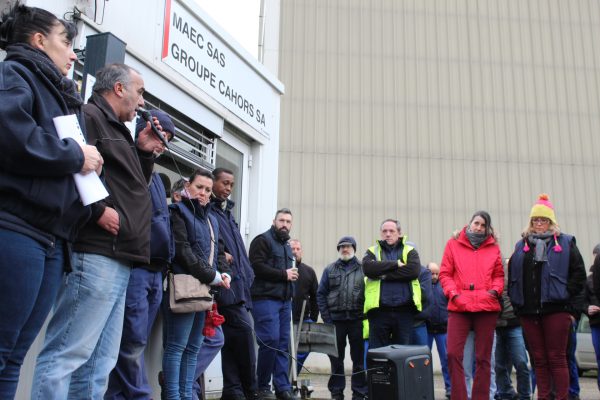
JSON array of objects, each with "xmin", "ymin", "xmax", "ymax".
[{"xmin": 249, "ymin": 208, "xmax": 298, "ymax": 400}]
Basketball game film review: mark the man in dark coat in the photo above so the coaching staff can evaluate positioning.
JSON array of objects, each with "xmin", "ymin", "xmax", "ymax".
[
  {"xmin": 249, "ymin": 208, "xmax": 298, "ymax": 400},
  {"xmin": 317, "ymin": 236, "xmax": 367, "ymax": 400},
  {"xmin": 289, "ymin": 239, "xmax": 319, "ymax": 374},
  {"xmin": 105, "ymin": 110, "xmax": 176, "ymax": 399},
  {"xmin": 210, "ymin": 167, "xmax": 258, "ymax": 400},
  {"xmin": 32, "ymin": 63, "xmax": 165, "ymax": 399}
]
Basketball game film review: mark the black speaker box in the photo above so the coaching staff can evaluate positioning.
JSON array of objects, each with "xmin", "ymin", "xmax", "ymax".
[{"xmin": 367, "ymin": 345, "xmax": 434, "ymax": 400}]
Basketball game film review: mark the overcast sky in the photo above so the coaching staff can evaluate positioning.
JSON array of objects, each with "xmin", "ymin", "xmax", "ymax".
[{"xmin": 194, "ymin": 0, "xmax": 261, "ymax": 58}]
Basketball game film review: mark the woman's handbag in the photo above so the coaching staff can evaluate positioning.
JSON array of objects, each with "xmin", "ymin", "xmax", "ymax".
[
  {"xmin": 168, "ymin": 272, "xmax": 213, "ymax": 313},
  {"xmin": 168, "ymin": 218, "xmax": 216, "ymax": 313}
]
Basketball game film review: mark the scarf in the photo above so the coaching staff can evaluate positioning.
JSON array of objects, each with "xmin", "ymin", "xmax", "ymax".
[
  {"xmin": 527, "ymin": 232, "xmax": 554, "ymax": 262},
  {"xmin": 4, "ymin": 43, "xmax": 83, "ymax": 112},
  {"xmin": 181, "ymin": 196, "xmax": 211, "ymax": 219},
  {"xmin": 466, "ymin": 228, "xmax": 487, "ymax": 249}
]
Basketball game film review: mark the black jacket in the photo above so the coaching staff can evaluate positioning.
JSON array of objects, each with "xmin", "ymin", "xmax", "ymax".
[
  {"xmin": 292, "ymin": 262, "xmax": 319, "ymax": 322},
  {"xmin": 210, "ymin": 197, "xmax": 254, "ymax": 308},
  {"xmin": 0, "ymin": 55, "xmax": 89, "ymax": 243},
  {"xmin": 317, "ymin": 257, "xmax": 365, "ymax": 323},
  {"xmin": 249, "ymin": 226, "xmax": 294, "ymax": 301},
  {"xmin": 593, "ymin": 254, "xmax": 600, "ymax": 299},
  {"xmin": 73, "ymin": 94, "xmax": 154, "ymax": 264},
  {"xmin": 584, "ymin": 274, "xmax": 600, "ymax": 327}
]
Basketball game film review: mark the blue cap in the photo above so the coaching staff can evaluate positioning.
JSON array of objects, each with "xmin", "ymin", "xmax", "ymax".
[
  {"xmin": 337, "ymin": 236, "xmax": 357, "ymax": 251},
  {"xmin": 136, "ymin": 109, "xmax": 175, "ymax": 140}
]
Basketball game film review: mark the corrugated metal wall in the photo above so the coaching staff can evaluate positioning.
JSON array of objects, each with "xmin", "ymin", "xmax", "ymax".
[{"xmin": 277, "ymin": 0, "xmax": 600, "ymax": 274}]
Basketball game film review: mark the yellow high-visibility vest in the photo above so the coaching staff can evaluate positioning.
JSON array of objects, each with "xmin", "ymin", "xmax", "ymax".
[{"xmin": 363, "ymin": 237, "xmax": 422, "ymax": 314}]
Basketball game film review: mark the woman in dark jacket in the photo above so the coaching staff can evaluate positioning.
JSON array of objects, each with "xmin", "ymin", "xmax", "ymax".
[
  {"xmin": 163, "ymin": 169, "xmax": 230, "ymax": 400},
  {"xmin": 508, "ymin": 194, "xmax": 586, "ymax": 400},
  {"xmin": 0, "ymin": 3, "xmax": 102, "ymax": 397},
  {"xmin": 439, "ymin": 210, "xmax": 504, "ymax": 400}
]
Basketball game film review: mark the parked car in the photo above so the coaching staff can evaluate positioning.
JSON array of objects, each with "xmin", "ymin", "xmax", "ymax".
[{"xmin": 576, "ymin": 314, "xmax": 598, "ymax": 376}]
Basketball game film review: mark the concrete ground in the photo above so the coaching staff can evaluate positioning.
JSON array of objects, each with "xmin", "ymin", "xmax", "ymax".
[{"xmin": 294, "ymin": 371, "xmax": 599, "ymax": 400}]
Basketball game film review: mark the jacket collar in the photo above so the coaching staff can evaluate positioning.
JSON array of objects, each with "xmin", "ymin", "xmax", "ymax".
[
  {"xmin": 181, "ymin": 197, "xmax": 210, "ymax": 219},
  {"xmin": 378, "ymin": 236, "xmax": 407, "ymax": 251},
  {"xmin": 210, "ymin": 196, "xmax": 235, "ymax": 212},
  {"xmin": 335, "ymin": 256, "xmax": 360, "ymax": 269},
  {"xmin": 457, "ymin": 226, "xmax": 496, "ymax": 248}
]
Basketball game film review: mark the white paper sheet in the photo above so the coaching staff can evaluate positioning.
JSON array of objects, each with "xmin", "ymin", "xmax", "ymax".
[{"xmin": 53, "ymin": 114, "xmax": 109, "ymax": 206}]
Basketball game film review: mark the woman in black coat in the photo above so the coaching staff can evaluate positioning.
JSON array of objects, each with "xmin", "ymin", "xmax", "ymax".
[{"xmin": 0, "ymin": 2, "xmax": 103, "ymax": 398}]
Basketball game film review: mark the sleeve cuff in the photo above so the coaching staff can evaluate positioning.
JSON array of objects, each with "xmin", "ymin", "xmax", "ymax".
[
  {"xmin": 91, "ymin": 202, "xmax": 107, "ymax": 221},
  {"xmin": 209, "ymin": 272, "xmax": 223, "ymax": 286}
]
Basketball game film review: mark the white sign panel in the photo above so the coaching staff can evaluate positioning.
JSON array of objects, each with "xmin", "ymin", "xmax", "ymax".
[{"xmin": 161, "ymin": 0, "xmax": 276, "ymax": 137}]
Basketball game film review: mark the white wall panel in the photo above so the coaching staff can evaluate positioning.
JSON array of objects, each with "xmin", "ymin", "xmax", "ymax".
[{"xmin": 279, "ymin": 0, "xmax": 600, "ymax": 272}]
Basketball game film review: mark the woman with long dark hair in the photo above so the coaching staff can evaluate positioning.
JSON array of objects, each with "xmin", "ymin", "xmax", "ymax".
[
  {"xmin": 0, "ymin": 2, "xmax": 102, "ymax": 397},
  {"xmin": 439, "ymin": 210, "xmax": 504, "ymax": 400},
  {"xmin": 508, "ymin": 194, "xmax": 586, "ymax": 400}
]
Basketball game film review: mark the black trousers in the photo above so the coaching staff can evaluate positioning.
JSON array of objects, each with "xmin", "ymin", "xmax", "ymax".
[
  {"xmin": 220, "ymin": 304, "xmax": 258, "ymax": 398},
  {"xmin": 328, "ymin": 319, "xmax": 368, "ymax": 398}
]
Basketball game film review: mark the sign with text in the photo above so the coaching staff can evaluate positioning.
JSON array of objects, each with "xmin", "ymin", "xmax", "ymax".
[{"xmin": 162, "ymin": 0, "xmax": 278, "ymax": 137}]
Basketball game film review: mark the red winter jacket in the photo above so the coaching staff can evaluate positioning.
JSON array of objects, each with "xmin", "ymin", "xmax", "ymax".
[{"xmin": 439, "ymin": 227, "xmax": 504, "ymax": 313}]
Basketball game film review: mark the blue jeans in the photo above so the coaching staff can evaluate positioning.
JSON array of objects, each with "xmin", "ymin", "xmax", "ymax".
[
  {"xmin": 162, "ymin": 297, "xmax": 205, "ymax": 400},
  {"xmin": 251, "ymin": 299, "xmax": 292, "ymax": 393},
  {"xmin": 567, "ymin": 319, "xmax": 580, "ymax": 396},
  {"xmin": 295, "ymin": 351, "xmax": 309, "ymax": 375},
  {"xmin": 428, "ymin": 332, "xmax": 451, "ymax": 395},
  {"xmin": 367, "ymin": 309, "xmax": 414, "ymax": 349},
  {"xmin": 192, "ymin": 325, "xmax": 225, "ymax": 400},
  {"xmin": 328, "ymin": 319, "xmax": 367, "ymax": 398},
  {"xmin": 105, "ymin": 267, "xmax": 163, "ymax": 399},
  {"xmin": 410, "ymin": 322, "xmax": 429, "ymax": 346},
  {"xmin": 463, "ymin": 330, "xmax": 496, "ymax": 400},
  {"xmin": 0, "ymin": 229, "xmax": 64, "ymax": 399},
  {"xmin": 591, "ymin": 325, "xmax": 600, "ymax": 391},
  {"xmin": 32, "ymin": 252, "xmax": 131, "ymax": 400},
  {"xmin": 495, "ymin": 326, "xmax": 531, "ymax": 399}
]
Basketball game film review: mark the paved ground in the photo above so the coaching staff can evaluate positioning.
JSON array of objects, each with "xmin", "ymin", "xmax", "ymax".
[{"xmin": 292, "ymin": 371, "xmax": 600, "ymax": 400}]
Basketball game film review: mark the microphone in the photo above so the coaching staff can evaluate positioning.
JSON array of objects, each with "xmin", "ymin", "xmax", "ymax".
[{"xmin": 136, "ymin": 107, "xmax": 169, "ymax": 148}]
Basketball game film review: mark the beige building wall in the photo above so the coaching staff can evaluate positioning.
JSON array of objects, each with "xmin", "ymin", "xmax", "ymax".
[{"xmin": 277, "ymin": 0, "xmax": 600, "ymax": 273}]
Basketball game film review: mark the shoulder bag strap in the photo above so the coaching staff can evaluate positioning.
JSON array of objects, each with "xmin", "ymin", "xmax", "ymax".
[{"xmin": 207, "ymin": 218, "xmax": 215, "ymax": 267}]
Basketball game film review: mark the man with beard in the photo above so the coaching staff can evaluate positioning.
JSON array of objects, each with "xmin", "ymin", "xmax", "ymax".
[
  {"xmin": 249, "ymin": 209, "xmax": 298, "ymax": 400},
  {"xmin": 316, "ymin": 236, "xmax": 367, "ymax": 400},
  {"xmin": 363, "ymin": 219, "xmax": 421, "ymax": 348}
]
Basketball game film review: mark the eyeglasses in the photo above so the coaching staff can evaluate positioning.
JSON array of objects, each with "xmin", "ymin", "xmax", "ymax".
[{"xmin": 531, "ymin": 218, "xmax": 550, "ymax": 225}]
